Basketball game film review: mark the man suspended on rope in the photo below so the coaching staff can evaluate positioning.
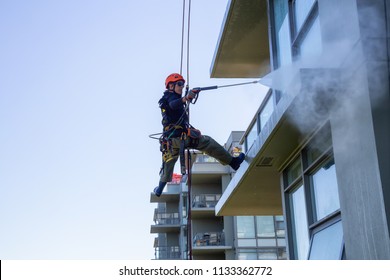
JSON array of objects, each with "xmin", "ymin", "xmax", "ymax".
[{"xmin": 153, "ymin": 73, "xmax": 245, "ymax": 197}]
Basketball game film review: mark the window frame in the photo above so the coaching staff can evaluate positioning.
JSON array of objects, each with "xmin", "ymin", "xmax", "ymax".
[
  {"xmin": 289, "ymin": 0, "xmax": 319, "ymax": 59},
  {"xmin": 235, "ymin": 215, "xmax": 287, "ymax": 260},
  {"xmin": 307, "ymin": 215, "xmax": 344, "ymax": 260},
  {"xmin": 282, "ymin": 123, "xmax": 343, "ymax": 259}
]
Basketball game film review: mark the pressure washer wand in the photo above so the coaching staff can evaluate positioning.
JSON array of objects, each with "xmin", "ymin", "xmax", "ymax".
[
  {"xmin": 189, "ymin": 80, "xmax": 259, "ymax": 103},
  {"xmin": 193, "ymin": 80, "xmax": 259, "ymax": 92}
]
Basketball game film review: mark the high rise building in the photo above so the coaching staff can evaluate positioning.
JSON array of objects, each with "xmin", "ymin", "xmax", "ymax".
[{"xmin": 212, "ymin": 0, "xmax": 390, "ymax": 260}]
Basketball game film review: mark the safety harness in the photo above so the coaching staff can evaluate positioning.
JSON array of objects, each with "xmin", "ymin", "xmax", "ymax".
[{"xmin": 158, "ymin": 95, "xmax": 200, "ymax": 175}]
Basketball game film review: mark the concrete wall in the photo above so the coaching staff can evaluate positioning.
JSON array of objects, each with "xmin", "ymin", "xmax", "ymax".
[
  {"xmin": 357, "ymin": 0, "xmax": 390, "ymax": 243},
  {"xmin": 322, "ymin": 0, "xmax": 390, "ymax": 259}
]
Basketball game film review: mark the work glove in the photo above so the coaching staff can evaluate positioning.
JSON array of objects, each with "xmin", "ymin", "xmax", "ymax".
[{"xmin": 186, "ymin": 88, "xmax": 200, "ymax": 100}]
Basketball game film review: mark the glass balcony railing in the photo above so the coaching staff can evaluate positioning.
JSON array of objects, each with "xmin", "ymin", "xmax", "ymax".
[
  {"xmin": 194, "ymin": 154, "xmax": 219, "ymax": 163},
  {"xmin": 243, "ymin": 90, "xmax": 276, "ymax": 153},
  {"xmin": 153, "ymin": 209, "xmax": 180, "ymax": 225},
  {"xmin": 192, "ymin": 194, "xmax": 221, "ymax": 208},
  {"xmin": 154, "ymin": 246, "xmax": 181, "ymax": 259},
  {"xmin": 193, "ymin": 231, "xmax": 225, "ymax": 247}
]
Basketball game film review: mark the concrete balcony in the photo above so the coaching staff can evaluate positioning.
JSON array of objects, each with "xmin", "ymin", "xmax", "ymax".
[
  {"xmin": 150, "ymin": 209, "xmax": 180, "ymax": 233},
  {"xmin": 154, "ymin": 246, "xmax": 181, "ymax": 260},
  {"xmin": 192, "ymin": 154, "xmax": 230, "ymax": 175},
  {"xmin": 150, "ymin": 182, "xmax": 181, "ymax": 203},
  {"xmin": 191, "ymin": 194, "xmax": 221, "ymax": 219},
  {"xmin": 192, "ymin": 231, "xmax": 232, "ymax": 255}
]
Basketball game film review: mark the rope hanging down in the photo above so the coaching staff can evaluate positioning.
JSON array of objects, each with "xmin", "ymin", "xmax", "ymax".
[
  {"xmin": 180, "ymin": 0, "xmax": 191, "ymax": 87},
  {"xmin": 181, "ymin": 0, "xmax": 194, "ymax": 262}
]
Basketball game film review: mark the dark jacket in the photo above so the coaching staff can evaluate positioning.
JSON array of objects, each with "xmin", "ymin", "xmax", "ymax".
[{"xmin": 159, "ymin": 90, "xmax": 188, "ymax": 137}]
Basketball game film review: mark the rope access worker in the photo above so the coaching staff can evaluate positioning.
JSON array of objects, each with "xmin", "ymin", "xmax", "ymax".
[{"xmin": 153, "ymin": 73, "xmax": 245, "ymax": 197}]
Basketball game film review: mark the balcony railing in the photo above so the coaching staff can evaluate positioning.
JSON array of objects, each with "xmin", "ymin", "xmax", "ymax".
[
  {"xmin": 192, "ymin": 194, "xmax": 221, "ymax": 208},
  {"xmin": 154, "ymin": 246, "xmax": 181, "ymax": 260},
  {"xmin": 153, "ymin": 209, "xmax": 180, "ymax": 225},
  {"xmin": 193, "ymin": 232, "xmax": 225, "ymax": 246},
  {"xmin": 194, "ymin": 154, "xmax": 219, "ymax": 163}
]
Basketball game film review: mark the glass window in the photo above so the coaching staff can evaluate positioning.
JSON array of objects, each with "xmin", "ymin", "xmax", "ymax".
[
  {"xmin": 258, "ymin": 249, "xmax": 278, "ymax": 260},
  {"xmin": 237, "ymin": 216, "xmax": 255, "ymax": 238},
  {"xmin": 290, "ymin": 185, "xmax": 310, "ymax": 259},
  {"xmin": 284, "ymin": 123, "xmax": 340, "ymax": 260},
  {"xmin": 259, "ymin": 97, "xmax": 274, "ymax": 130},
  {"xmin": 306, "ymin": 131, "xmax": 332, "ymax": 165},
  {"xmin": 258, "ymin": 238, "xmax": 277, "ymax": 247},
  {"xmin": 273, "ymin": 0, "xmax": 292, "ymax": 67},
  {"xmin": 311, "ymin": 158, "xmax": 340, "ymax": 221},
  {"xmin": 308, "ymin": 220, "xmax": 343, "ymax": 259},
  {"xmin": 299, "ymin": 16, "xmax": 322, "ymax": 58},
  {"xmin": 256, "ymin": 216, "xmax": 275, "ymax": 237},
  {"xmin": 195, "ymin": 154, "xmax": 218, "ymax": 163},
  {"xmin": 237, "ymin": 239, "xmax": 257, "ymax": 247},
  {"xmin": 237, "ymin": 249, "xmax": 257, "ymax": 260},
  {"xmin": 275, "ymin": 220, "xmax": 286, "ymax": 237},
  {"xmin": 245, "ymin": 120, "xmax": 258, "ymax": 152},
  {"xmin": 293, "ymin": 0, "xmax": 316, "ymax": 33},
  {"xmin": 286, "ymin": 158, "xmax": 302, "ymax": 185},
  {"xmin": 277, "ymin": 238, "xmax": 286, "ymax": 247},
  {"xmin": 236, "ymin": 215, "xmax": 287, "ymax": 259}
]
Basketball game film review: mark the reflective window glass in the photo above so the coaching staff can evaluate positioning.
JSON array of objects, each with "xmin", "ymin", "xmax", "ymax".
[
  {"xmin": 311, "ymin": 159, "xmax": 340, "ymax": 221},
  {"xmin": 286, "ymin": 158, "xmax": 302, "ymax": 185},
  {"xmin": 258, "ymin": 249, "xmax": 278, "ymax": 260},
  {"xmin": 237, "ymin": 239, "xmax": 257, "ymax": 247},
  {"xmin": 275, "ymin": 216, "xmax": 286, "ymax": 237},
  {"xmin": 245, "ymin": 121, "xmax": 258, "ymax": 152},
  {"xmin": 195, "ymin": 154, "xmax": 218, "ymax": 163},
  {"xmin": 294, "ymin": 0, "xmax": 316, "ymax": 32},
  {"xmin": 277, "ymin": 238, "xmax": 286, "ymax": 247},
  {"xmin": 275, "ymin": 215, "xmax": 284, "ymax": 221},
  {"xmin": 258, "ymin": 238, "xmax": 277, "ymax": 247},
  {"xmin": 273, "ymin": 0, "xmax": 292, "ymax": 67},
  {"xmin": 299, "ymin": 16, "xmax": 322, "ymax": 58},
  {"xmin": 260, "ymin": 97, "xmax": 274, "ymax": 130},
  {"xmin": 308, "ymin": 220, "xmax": 343, "ymax": 259},
  {"xmin": 306, "ymin": 129, "xmax": 332, "ymax": 165},
  {"xmin": 237, "ymin": 216, "xmax": 255, "ymax": 238},
  {"xmin": 276, "ymin": 220, "xmax": 286, "ymax": 237},
  {"xmin": 290, "ymin": 185, "xmax": 310, "ymax": 259},
  {"xmin": 237, "ymin": 249, "xmax": 257, "ymax": 260},
  {"xmin": 256, "ymin": 216, "xmax": 275, "ymax": 237}
]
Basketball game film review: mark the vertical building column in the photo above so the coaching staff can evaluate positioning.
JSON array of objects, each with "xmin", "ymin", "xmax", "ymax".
[
  {"xmin": 328, "ymin": 0, "xmax": 390, "ymax": 259},
  {"xmin": 357, "ymin": 0, "xmax": 390, "ymax": 248}
]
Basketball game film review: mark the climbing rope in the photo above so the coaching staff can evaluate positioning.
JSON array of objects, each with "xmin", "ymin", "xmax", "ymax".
[
  {"xmin": 180, "ymin": 0, "xmax": 194, "ymax": 261},
  {"xmin": 179, "ymin": 0, "xmax": 191, "ymax": 86},
  {"xmin": 186, "ymin": 0, "xmax": 191, "ymax": 86},
  {"xmin": 180, "ymin": 0, "xmax": 185, "ymax": 76}
]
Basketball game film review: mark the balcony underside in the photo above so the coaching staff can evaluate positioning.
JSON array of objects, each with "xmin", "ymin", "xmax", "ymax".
[
  {"xmin": 150, "ymin": 225, "xmax": 180, "ymax": 234},
  {"xmin": 210, "ymin": 0, "xmax": 270, "ymax": 78}
]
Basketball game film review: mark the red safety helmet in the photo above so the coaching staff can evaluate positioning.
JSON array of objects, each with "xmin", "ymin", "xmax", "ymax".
[{"xmin": 165, "ymin": 73, "xmax": 185, "ymax": 89}]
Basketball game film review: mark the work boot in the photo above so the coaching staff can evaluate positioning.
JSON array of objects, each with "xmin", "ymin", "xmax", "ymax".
[
  {"xmin": 229, "ymin": 153, "xmax": 245, "ymax": 171},
  {"xmin": 153, "ymin": 187, "xmax": 162, "ymax": 197},
  {"xmin": 153, "ymin": 181, "xmax": 167, "ymax": 197}
]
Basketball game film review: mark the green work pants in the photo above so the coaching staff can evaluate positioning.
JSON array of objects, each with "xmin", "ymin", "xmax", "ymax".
[{"xmin": 160, "ymin": 135, "xmax": 233, "ymax": 183}]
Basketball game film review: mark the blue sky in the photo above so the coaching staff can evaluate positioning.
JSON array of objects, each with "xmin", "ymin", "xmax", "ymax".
[{"xmin": 0, "ymin": 0, "xmax": 267, "ymax": 259}]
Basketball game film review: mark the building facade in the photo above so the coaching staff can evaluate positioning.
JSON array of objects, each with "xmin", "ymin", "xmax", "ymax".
[
  {"xmin": 150, "ymin": 132, "xmax": 286, "ymax": 260},
  {"xmin": 212, "ymin": 0, "xmax": 390, "ymax": 259}
]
